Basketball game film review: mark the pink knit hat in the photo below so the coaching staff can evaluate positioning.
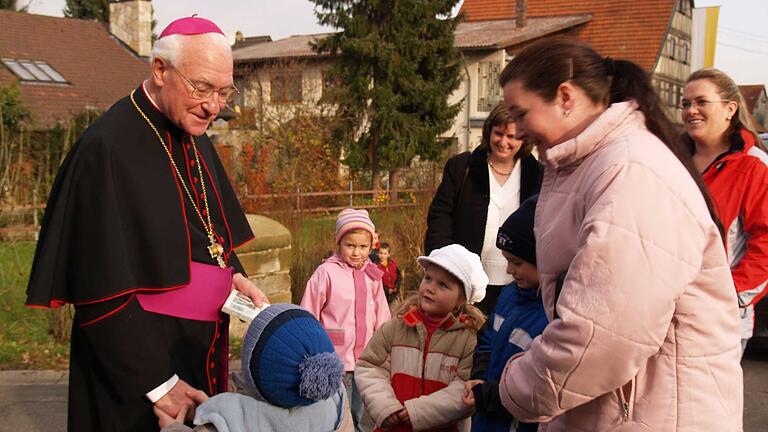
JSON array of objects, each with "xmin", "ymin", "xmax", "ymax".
[{"xmin": 335, "ymin": 208, "xmax": 375, "ymax": 244}]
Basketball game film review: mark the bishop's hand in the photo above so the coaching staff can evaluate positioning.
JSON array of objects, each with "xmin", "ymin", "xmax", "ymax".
[
  {"xmin": 154, "ymin": 379, "xmax": 197, "ymax": 423},
  {"xmin": 232, "ymin": 273, "xmax": 268, "ymax": 307}
]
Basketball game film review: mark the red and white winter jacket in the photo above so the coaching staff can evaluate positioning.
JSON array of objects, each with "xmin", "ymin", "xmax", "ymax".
[
  {"xmin": 355, "ymin": 305, "xmax": 475, "ymax": 432},
  {"xmin": 703, "ymin": 129, "xmax": 768, "ymax": 309}
]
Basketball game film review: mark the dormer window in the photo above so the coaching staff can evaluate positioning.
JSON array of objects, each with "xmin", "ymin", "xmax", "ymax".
[{"xmin": 1, "ymin": 59, "xmax": 69, "ymax": 83}]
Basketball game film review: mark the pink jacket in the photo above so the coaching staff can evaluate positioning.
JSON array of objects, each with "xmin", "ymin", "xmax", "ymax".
[
  {"xmin": 301, "ymin": 253, "xmax": 391, "ymax": 371},
  {"xmin": 499, "ymin": 102, "xmax": 743, "ymax": 431}
]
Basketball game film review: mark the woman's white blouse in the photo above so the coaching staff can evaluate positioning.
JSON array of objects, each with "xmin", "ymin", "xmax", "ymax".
[{"xmin": 481, "ymin": 160, "xmax": 522, "ymax": 285}]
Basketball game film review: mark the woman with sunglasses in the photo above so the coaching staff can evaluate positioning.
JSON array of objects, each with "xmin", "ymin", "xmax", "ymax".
[{"xmin": 682, "ymin": 68, "xmax": 768, "ymax": 354}]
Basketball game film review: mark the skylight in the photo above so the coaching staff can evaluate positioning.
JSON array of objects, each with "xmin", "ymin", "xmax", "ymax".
[{"xmin": 1, "ymin": 59, "xmax": 68, "ymax": 83}]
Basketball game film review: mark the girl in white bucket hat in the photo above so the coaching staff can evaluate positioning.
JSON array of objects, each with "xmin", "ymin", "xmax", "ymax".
[{"xmin": 354, "ymin": 244, "xmax": 488, "ymax": 431}]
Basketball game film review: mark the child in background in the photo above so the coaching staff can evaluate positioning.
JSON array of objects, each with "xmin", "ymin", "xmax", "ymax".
[
  {"xmin": 463, "ymin": 196, "xmax": 547, "ymax": 432},
  {"xmin": 355, "ymin": 244, "xmax": 488, "ymax": 432},
  {"xmin": 155, "ymin": 304, "xmax": 352, "ymax": 432},
  {"xmin": 301, "ymin": 208, "xmax": 391, "ymax": 432},
  {"xmin": 370, "ymin": 231, "xmax": 382, "ymax": 263},
  {"xmin": 376, "ymin": 242, "xmax": 402, "ymax": 306}
]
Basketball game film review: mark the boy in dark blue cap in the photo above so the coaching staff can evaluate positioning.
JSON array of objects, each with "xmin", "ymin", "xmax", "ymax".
[
  {"xmin": 462, "ymin": 195, "xmax": 548, "ymax": 432},
  {"xmin": 156, "ymin": 304, "xmax": 352, "ymax": 432}
]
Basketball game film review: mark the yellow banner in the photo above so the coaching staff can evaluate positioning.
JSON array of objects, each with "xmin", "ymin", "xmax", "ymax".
[
  {"xmin": 692, "ymin": 6, "xmax": 720, "ymax": 70},
  {"xmin": 703, "ymin": 6, "xmax": 719, "ymax": 67}
]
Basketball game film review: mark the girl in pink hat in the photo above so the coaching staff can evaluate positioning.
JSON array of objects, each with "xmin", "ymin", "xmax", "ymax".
[{"xmin": 301, "ymin": 208, "xmax": 391, "ymax": 431}]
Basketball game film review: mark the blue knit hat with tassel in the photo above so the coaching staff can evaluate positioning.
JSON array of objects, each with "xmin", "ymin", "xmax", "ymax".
[{"xmin": 241, "ymin": 304, "xmax": 344, "ymax": 408}]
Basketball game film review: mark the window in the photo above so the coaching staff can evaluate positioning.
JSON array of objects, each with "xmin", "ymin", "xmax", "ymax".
[
  {"xmin": 667, "ymin": 36, "xmax": 677, "ymax": 60},
  {"xmin": 477, "ymin": 61, "xmax": 502, "ymax": 112},
  {"xmin": 270, "ymin": 72, "xmax": 302, "ymax": 103},
  {"xmin": 654, "ymin": 79, "xmax": 682, "ymax": 109},
  {"xmin": 679, "ymin": 41, "xmax": 690, "ymax": 64},
  {"xmin": 321, "ymin": 70, "xmax": 340, "ymax": 99},
  {"xmin": 657, "ymin": 80, "xmax": 671, "ymax": 107},
  {"xmin": 232, "ymin": 77, "xmax": 247, "ymax": 109},
  {"xmin": 1, "ymin": 59, "xmax": 68, "ymax": 83},
  {"xmin": 671, "ymin": 84, "xmax": 681, "ymax": 107}
]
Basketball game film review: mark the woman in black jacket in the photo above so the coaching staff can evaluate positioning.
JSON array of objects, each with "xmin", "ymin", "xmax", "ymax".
[{"xmin": 425, "ymin": 103, "xmax": 541, "ymax": 314}]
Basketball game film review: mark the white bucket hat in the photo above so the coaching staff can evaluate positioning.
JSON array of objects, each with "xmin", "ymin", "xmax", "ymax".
[{"xmin": 417, "ymin": 244, "xmax": 488, "ymax": 305}]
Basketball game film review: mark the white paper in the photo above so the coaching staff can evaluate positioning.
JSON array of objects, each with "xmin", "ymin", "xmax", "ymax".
[{"xmin": 221, "ymin": 290, "xmax": 269, "ymax": 322}]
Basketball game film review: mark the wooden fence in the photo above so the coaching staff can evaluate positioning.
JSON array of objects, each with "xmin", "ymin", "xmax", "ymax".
[
  {"xmin": 0, "ymin": 187, "xmax": 438, "ymax": 237},
  {"xmin": 241, "ymin": 187, "xmax": 436, "ymax": 215}
]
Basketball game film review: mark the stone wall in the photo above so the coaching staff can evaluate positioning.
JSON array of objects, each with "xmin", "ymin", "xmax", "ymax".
[
  {"xmin": 109, "ymin": 0, "xmax": 153, "ymax": 57},
  {"xmin": 229, "ymin": 214, "xmax": 292, "ymax": 337}
]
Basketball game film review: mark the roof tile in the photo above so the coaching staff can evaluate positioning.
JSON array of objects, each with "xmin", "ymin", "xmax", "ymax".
[
  {"xmin": 461, "ymin": 0, "xmax": 676, "ymax": 70},
  {"xmin": 0, "ymin": 10, "xmax": 148, "ymax": 127},
  {"xmin": 233, "ymin": 15, "xmax": 592, "ymax": 62}
]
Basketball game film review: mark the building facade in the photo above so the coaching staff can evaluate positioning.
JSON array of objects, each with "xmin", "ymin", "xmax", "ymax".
[
  {"xmin": 462, "ymin": 0, "xmax": 695, "ymax": 123},
  {"xmin": 231, "ymin": 15, "xmax": 590, "ymax": 153},
  {"xmin": 0, "ymin": 1, "xmax": 150, "ymax": 128},
  {"xmin": 739, "ymin": 84, "xmax": 768, "ymax": 132}
]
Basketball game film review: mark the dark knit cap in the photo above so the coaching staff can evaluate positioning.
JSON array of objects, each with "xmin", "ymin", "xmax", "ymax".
[{"xmin": 496, "ymin": 195, "xmax": 538, "ymax": 265}]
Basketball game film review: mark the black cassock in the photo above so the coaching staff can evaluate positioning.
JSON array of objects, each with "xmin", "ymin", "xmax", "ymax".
[{"xmin": 26, "ymin": 86, "xmax": 254, "ymax": 431}]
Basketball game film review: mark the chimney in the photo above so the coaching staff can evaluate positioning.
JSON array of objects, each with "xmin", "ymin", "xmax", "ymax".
[
  {"xmin": 516, "ymin": 0, "xmax": 527, "ymax": 28},
  {"xmin": 109, "ymin": 0, "xmax": 153, "ymax": 57}
]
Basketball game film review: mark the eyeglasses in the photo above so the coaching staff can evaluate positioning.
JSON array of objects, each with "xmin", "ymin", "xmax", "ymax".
[
  {"xmin": 172, "ymin": 68, "xmax": 239, "ymax": 104},
  {"xmin": 679, "ymin": 98, "xmax": 731, "ymax": 110}
]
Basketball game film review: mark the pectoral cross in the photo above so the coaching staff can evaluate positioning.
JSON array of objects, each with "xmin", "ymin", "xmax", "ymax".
[{"xmin": 208, "ymin": 235, "xmax": 226, "ymax": 269}]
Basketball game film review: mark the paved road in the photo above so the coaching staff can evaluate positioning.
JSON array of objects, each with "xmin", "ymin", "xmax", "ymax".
[
  {"xmin": 743, "ymin": 346, "xmax": 768, "ymax": 431},
  {"xmin": 0, "ymin": 371, "xmax": 67, "ymax": 432},
  {"xmin": 2, "ymin": 351, "xmax": 768, "ymax": 432}
]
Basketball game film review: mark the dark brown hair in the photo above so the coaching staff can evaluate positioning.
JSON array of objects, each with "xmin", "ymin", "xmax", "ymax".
[
  {"xmin": 479, "ymin": 102, "xmax": 534, "ymax": 159},
  {"xmin": 498, "ymin": 37, "xmax": 722, "ymax": 232}
]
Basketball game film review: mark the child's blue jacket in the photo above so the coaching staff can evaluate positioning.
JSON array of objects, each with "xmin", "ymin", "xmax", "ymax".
[{"xmin": 470, "ymin": 283, "xmax": 548, "ymax": 432}]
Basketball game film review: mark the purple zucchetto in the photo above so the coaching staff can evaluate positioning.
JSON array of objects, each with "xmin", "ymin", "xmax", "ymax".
[{"xmin": 158, "ymin": 14, "xmax": 225, "ymax": 39}]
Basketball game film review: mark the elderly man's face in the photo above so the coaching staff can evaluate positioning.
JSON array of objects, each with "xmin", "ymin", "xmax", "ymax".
[{"xmin": 155, "ymin": 36, "xmax": 233, "ymax": 136}]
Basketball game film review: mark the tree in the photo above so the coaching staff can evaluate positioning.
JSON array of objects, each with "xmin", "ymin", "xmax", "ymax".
[
  {"xmin": 0, "ymin": 0, "xmax": 19, "ymax": 10},
  {"xmin": 0, "ymin": 83, "xmax": 30, "ymax": 133},
  {"xmin": 63, "ymin": 0, "xmax": 109, "ymax": 21},
  {"xmin": 312, "ymin": 0, "xmax": 463, "ymax": 189}
]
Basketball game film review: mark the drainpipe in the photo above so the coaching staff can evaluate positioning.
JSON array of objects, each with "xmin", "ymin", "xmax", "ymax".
[
  {"xmin": 461, "ymin": 53, "xmax": 472, "ymax": 152},
  {"xmin": 516, "ymin": 0, "xmax": 527, "ymax": 28}
]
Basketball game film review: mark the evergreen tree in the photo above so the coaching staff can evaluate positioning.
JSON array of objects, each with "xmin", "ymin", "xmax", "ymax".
[
  {"xmin": 0, "ymin": 0, "xmax": 17, "ymax": 10},
  {"xmin": 312, "ymin": 0, "xmax": 463, "ymax": 184},
  {"xmin": 63, "ymin": 0, "xmax": 109, "ymax": 22}
]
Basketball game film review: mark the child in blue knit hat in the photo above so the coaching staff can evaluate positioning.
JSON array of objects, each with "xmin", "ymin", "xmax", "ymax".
[
  {"xmin": 463, "ymin": 195, "xmax": 548, "ymax": 432},
  {"xmin": 155, "ymin": 304, "xmax": 353, "ymax": 432}
]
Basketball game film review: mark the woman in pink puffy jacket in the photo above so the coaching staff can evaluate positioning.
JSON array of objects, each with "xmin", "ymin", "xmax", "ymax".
[{"xmin": 497, "ymin": 37, "xmax": 742, "ymax": 431}]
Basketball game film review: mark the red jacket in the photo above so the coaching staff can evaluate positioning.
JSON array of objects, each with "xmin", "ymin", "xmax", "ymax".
[
  {"xmin": 703, "ymin": 129, "xmax": 768, "ymax": 307},
  {"xmin": 377, "ymin": 259, "xmax": 400, "ymax": 293}
]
